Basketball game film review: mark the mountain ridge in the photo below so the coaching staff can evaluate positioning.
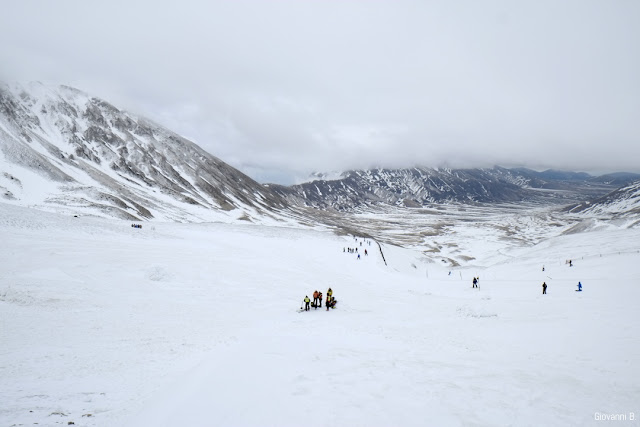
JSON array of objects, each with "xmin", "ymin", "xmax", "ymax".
[
  {"xmin": 2, "ymin": 82, "xmax": 639, "ymax": 221},
  {"xmin": 270, "ymin": 166, "xmax": 638, "ymax": 211}
]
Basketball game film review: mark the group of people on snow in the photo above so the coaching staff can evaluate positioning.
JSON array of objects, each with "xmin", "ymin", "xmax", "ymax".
[
  {"xmin": 131, "ymin": 223, "xmax": 143, "ymax": 229},
  {"xmin": 343, "ymin": 237, "xmax": 374, "ymax": 260},
  {"xmin": 541, "ymin": 260, "xmax": 582, "ymax": 295},
  {"xmin": 464, "ymin": 265, "xmax": 582, "ymax": 295},
  {"xmin": 344, "ymin": 246, "xmax": 368, "ymax": 260},
  {"xmin": 303, "ymin": 288, "xmax": 336, "ymax": 311}
]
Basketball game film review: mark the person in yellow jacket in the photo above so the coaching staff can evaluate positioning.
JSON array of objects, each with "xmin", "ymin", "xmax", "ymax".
[{"xmin": 304, "ymin": 296, "xmax": 311, "ymax": 311}]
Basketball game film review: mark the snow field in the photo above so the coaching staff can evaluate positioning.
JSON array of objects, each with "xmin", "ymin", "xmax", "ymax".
[{"xmin": 1, "ymin": 203, "xmax": 639, "ymax": 426}]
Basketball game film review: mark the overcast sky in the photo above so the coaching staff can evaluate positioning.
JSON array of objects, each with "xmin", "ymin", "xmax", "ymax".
[{"xmin": 2, "ymin": 0, "xmax": 639, "ymax": 184}]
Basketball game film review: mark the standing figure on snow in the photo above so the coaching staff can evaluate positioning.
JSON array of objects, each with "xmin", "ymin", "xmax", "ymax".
[
  {"xmin": 364, "ymin": 249, "xmax": 368, "ymax": 256},
  {"xmin": 327, "ymin": 287, "xmax": 333, "ymax": 299},
  {"xmin": 472, "ymin": 277, "xmax": 478, "ymax": 288},
  {"xmin": 542, "ymin": 282, "xmax": 547, "ymax": 295},
  {"xmin": 318, "ymin": 292, "xmax": 323, "ymax": 307},
  {"xmin": 313, "ymin": 290, "xmax": 319, "ymax": 307},
  {"xmin": 577, "ymin": 282, "xmax": 582, "ymax": 292},
  {"xmin": 304, "ymin": 295, "xmax": 311, "ymax": 311},
  {"xmin": 569, "ymin": 260, "xmax": 573, "ymax": 267}
]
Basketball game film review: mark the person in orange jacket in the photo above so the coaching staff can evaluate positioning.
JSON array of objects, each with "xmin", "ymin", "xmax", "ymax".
[{"xmin": 313, "ymin": 290, "xmax": 319, "ymax": 307}]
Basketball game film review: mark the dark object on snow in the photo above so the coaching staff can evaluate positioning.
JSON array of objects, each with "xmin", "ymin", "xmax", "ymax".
[
  {"xmin": 304, "ymin": 296, "xmax": 311, "ymax": 311},
  {"xmin": 577, "ymin": 282, "xmax": 582, "ymax": 292},
  {"xmin": 542, "ymin": 282, "xmax": 547, "ymax": 294}
]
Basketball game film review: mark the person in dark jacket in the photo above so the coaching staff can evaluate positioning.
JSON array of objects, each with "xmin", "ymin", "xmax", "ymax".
[{"xmin": 542, "ymin": 282, "xmax": 547, "ymax": 295}]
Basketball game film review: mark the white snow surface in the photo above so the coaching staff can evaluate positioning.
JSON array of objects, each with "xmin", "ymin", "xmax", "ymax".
[{"xmin": 1, "ymin": 202, "xmax": 639, "ymax": 427}]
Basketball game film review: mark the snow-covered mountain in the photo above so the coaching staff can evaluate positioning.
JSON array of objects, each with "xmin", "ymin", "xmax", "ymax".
[
  {"xmin": 566, "ymin": 179, "xmax": 640, "ymax": 219},
  {"xmin": 2, "ymin": 82, "xmax": 637, "ymax": 221},
  {"xmin": 0, "ymin": 82, "xmax": 294, "ymax": 223},
  {"xmin": 271, "ymin": 166, "xmax": 629, "ymax": 211}
]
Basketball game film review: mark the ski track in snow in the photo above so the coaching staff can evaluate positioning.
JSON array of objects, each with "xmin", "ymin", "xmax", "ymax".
[{"xmin": 0, "ymin": 203, "xmax": 639, "ymax": 427}]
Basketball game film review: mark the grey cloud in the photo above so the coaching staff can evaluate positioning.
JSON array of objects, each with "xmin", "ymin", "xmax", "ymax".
[{"xmin": 2, "ymin": 0, "xmax": 639, "ymax": 184}]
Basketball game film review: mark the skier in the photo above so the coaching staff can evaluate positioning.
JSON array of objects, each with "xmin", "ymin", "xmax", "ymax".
[
  {"xmin": 577, "ymin": 282, "xmax": 582, "ymax": 292},
  {"xmin": 318, "ymin": 292, "xmax": 323, "ymax": 307},
  {"xmin": 304, "ymin": 296, "xmax": 311, "ymax": 311},
  {"xmin": 472, "ymin": 277, "xmax": 478, "ymax": 288},
  {"xmin": 542, "ymin": 282, "xmax": 547, "ymax": 295},
  {"xmin": 569, "ymin": 260, "xmax": 573, "ymax": 267},
  {"xmin": 313, "ymin": 290, "xmax": 319, "ymax": 307},
  {"xmin": 364, "ymin": 249, "xmax": 368, "ymax": 256},
  {"xmin": 357, "ymin": 254, "xmax": 360, "ymax": 260}
]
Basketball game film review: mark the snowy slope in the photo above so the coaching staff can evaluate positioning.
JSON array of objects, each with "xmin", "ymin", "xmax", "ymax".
[
  {"xmin": 567, "ymin": 179, "xmax": 640, "ymax": 220},
  {"xmin": 1, "ymin": 202, "xmax": 638, "ymax": 427}
]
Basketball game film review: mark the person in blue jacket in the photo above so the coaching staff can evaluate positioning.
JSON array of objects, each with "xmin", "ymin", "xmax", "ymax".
[{"xmin": 577, "ymin": 282, "xmax": 582, "ymax": 292}]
